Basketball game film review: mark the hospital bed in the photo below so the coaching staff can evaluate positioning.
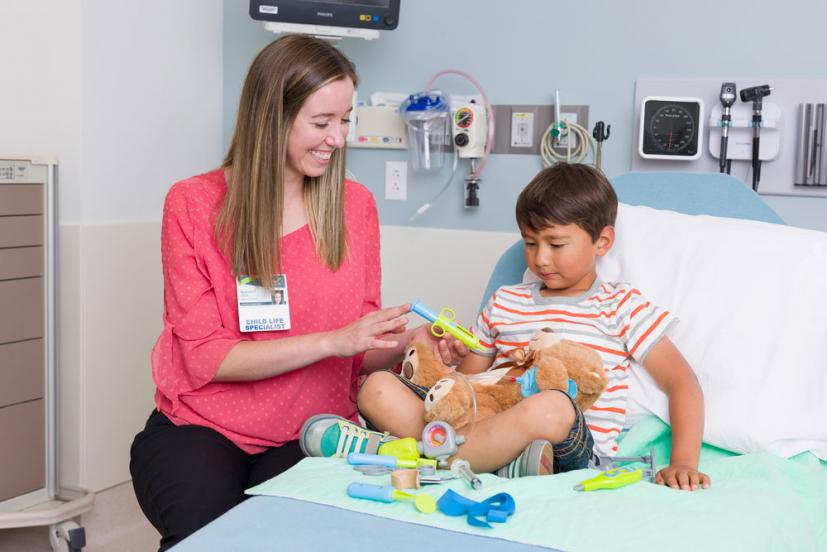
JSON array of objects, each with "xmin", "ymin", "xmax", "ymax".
[{"xmin": 173, "ymin": 172, "xmax": 827, "ymax": 552}]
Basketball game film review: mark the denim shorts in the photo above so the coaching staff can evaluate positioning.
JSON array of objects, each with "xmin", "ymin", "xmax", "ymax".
[{"xmin": 364, "ymin": 371, "xmax": 595, "ymax": 474}]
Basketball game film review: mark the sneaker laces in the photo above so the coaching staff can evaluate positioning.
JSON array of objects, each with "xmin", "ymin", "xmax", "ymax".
[{"xmin": 334, "ymin": 422, "xmax": 387, "ymax": 458}]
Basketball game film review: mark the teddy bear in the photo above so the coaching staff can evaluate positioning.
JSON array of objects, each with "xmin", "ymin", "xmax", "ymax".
[{"xmin": 399, "ymin": 327, "xmax": 608, "ymax": 431}]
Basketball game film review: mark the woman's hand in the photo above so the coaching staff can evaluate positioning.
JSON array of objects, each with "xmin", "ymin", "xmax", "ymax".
[{"xmin": 325, "ymin": 305, "xmax": 411, "ymax": 358}]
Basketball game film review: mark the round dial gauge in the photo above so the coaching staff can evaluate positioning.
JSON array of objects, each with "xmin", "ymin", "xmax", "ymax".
[
  {"xmin": 454, "ymin": 107, "xmax": 474, "ymax": 129},
  {"xmin": 649, "ymin": 104, "xmax": 696, "ymax": 153}
]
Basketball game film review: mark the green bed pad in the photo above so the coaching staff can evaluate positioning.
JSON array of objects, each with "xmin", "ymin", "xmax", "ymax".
[{"xmin": 247, "ymin": 416, "xmax": 827, "ymax": 551}]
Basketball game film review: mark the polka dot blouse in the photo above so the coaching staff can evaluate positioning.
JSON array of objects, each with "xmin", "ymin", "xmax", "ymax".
[{"xmin": 151, "ymin": 169, "xmax": 381, "ymax": 453}]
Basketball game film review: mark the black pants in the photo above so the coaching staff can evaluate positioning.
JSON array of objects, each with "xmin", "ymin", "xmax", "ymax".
[{"xmin": 129, "ymin": 410, "xmax": 304, "ymax": 551}]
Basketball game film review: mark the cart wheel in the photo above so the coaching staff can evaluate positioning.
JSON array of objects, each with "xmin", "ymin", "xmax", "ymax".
[{"xmin": 49, "ymin": 520, "xmax": 86, "ymax": 552}]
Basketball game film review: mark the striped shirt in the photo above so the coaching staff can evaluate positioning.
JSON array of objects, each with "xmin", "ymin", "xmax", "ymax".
[{"xmin": 474, "ymin": 280, "xmax": 676, "ymax": 456}]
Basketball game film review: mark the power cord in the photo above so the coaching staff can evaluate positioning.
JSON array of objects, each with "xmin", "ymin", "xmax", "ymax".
[{"xmin": 409, "ymin": 147, "xmax": 459, "ymax": 222}]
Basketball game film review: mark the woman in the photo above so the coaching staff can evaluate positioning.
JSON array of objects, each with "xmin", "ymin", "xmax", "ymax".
[{"xmin": 129, "ymin": 35, "xmax": 462, "ymax": 551}]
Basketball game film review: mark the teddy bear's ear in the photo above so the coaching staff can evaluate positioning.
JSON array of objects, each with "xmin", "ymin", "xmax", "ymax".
[
  {"xmin": 400, "ymin": 345, "xmax": 419, "ymax": 381},
  {"xmin": 511, "ymin": 349, "xmax": 527, "ymax": 363}
]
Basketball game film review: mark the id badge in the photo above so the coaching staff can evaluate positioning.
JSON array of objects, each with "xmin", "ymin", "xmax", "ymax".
[{"xmin": 236, "ymin": 274, "xmax": 291, "ymax": 332}]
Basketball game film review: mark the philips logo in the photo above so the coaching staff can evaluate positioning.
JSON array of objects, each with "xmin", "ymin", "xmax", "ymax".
[
  {"xmin": 317, "ymin": 11, "xmax": 333, "ymax": 17},
  {"xmin": 259, "ymin": 5, "xmax": 278, "ymax": 14}
]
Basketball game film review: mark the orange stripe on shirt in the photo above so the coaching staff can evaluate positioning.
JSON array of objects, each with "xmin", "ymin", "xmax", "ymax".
[
  {"xmin": 586, "ymin": 424, "xmax": 622, "ymax": 434},
  {"xmin": 581, "ymin": 343, "xmax": 627, "ymax": 357},
  {"xmin": 495, "ymin": 339, "xmax": 530, "ymax": 348},
  {"xmin": 588, "ymin": 405, "xmax": 626, "ymax": 414},
  {"xmin": 588, "ymin": 288, "xmax": 628, "ymax": 303},
  {"xmin": 630, "ymin": 311, "xmax": 669, "ymax": 356},
  {"xmin": 493, "ymin": 301, "xmax": 627, "ymax": 320},
  {"xmin": 490, "ymin": 316, "xmax": 600, "ymax": 330},
  {"xmin": 499, "ymin": 288, "xmax": 532, "ymax": 299},
  {"xmin": 604, "ymin": 384, "xmax": 629, "ymax": 393}
]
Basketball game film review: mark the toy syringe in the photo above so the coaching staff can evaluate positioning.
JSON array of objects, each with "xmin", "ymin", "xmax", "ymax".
[{"xmin": 410, "ymin": 300, "xmax": 483, "ymax": 351}]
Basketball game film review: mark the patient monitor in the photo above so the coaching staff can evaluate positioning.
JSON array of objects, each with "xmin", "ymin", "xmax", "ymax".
[{"xmin": 249, "ymin": 0, "xmax": 400, "ymax": 40}]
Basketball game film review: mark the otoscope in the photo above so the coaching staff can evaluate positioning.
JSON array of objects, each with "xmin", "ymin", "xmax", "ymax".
[
  {"xmin": 740, "ymin": 84, "xmax": 773, "ymax": 191},
  {"xmin": 718, "ymin": 83, "xmax": 736, "ymax": 174}
]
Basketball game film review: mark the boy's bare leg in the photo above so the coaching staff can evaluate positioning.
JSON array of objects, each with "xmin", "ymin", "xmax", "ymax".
[
  {"xmin": 358, "ymin": 371, "xmax": 426, "ymax": 439},
  {"xmin": 453, "ymin": 391, "xmax": 576, "ymax": 473},
  {"xmin": 360, "ymin": 377, "xmax": 577, "ymax": 474}
]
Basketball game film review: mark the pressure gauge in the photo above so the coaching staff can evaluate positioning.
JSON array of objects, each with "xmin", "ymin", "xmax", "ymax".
[{"xmin": 638, "ymin": 96, "xmax": 704, "ymax": 160}]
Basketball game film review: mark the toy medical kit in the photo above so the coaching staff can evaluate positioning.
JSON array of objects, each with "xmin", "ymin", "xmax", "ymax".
[
  {"xmin": 418, "ymin": 420, "xmax": 465, "ymax": 466},
  {"xmin": 347, "ymin": 483, "xmax": 437, "ymax": 514},
  {"xmin": 390, "ymin": 469, "xmax": 421, "ymax": 489},
  {"xmin": 410, "ymin": 300, "xmax": 483, "ymax": 351},
  {"xmin": 574, "ymin": 466, "xmax": 645, "ymax": 492},
  {"xmin": 577, "ymin": 447, "xmax": 658, "ymax": 490},
  {"xmin": 450, "ymin": 458, "xmax": 482, "ymax": 490},
  {"xmin": 376, "ymin": 439, "xmax": 438, "ymax": 470},
  {"xmin": 437, "ymin": 489, "xmax": 515, "ymax": 528},
  {"xmin": 594, "ymin": 447, "xmax": 657, "ymax": 482}
]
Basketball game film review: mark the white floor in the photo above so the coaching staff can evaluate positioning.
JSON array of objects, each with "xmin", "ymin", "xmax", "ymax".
[{"xmin": 0, "ymin": 482, "xmax": 159, "ymax": 552}]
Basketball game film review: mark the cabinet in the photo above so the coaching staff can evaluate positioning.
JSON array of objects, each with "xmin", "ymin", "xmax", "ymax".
[{"xmin": 0, "ymin": 156, "xmax": 55, "ymax": 504}]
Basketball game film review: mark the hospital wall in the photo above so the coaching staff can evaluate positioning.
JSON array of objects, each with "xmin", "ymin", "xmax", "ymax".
[
  {"xmin": 0, "ymin": 0, "xmax": 224, "ymax": 493},
  {"xmin": 224, "ymin": 0, "xmax": 827, "ymax": 238}
]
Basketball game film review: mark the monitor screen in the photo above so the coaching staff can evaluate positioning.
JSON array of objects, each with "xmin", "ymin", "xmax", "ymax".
[{"xmin": 250, "ymin": 0, "xmax": 400, "ymax": 30}]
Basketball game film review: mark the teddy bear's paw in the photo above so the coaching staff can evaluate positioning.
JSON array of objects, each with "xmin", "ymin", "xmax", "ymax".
[
  {"xmin": 578, "ymin": 371, "xmax": 608, "ymax": 392},
  {"xmin": 424, "ymin": 377, "xmax": 456, "ymax": 412}
]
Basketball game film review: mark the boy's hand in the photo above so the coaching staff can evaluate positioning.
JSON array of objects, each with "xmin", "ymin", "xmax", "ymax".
[
  {"xmin": 410, "ymin": 323, "xmax": 470, "ymax": 366},
  {"xmin": 655, "ymin": 464, "xmax": 711, "ymax": 491}
]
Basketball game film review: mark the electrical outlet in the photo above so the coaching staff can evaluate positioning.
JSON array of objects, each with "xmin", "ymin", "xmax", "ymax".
[
  {"xmin": 511, "ymin": 111, "xmax": 534, "ymax": 148},
  {"xmin": 555, "ymin": 112, "xmax": 579, "ymax": 148},
  {"xmin": 385, "ymin": 160, "xmax": 407, "ymax": 200}
]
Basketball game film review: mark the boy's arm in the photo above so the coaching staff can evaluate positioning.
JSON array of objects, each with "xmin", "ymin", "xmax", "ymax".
[
  {"xmin": 457, "ymin": 352, "xmax": 495, "ymax": 374},
  {"xmin": 643, "ymin": 336, "xmax": 711, "ymax": 491}
]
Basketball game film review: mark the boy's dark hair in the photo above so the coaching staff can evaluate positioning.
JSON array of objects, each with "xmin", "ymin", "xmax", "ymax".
[{"xmin": 515, "ymin": 163, "xmax": 617, "ymax": 241}]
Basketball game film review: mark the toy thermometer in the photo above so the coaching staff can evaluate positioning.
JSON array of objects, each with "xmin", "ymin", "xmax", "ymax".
[
  {"xmin": 573, "ymin": 466, "xmax": 643, "ymax": 491},
  {"xmin": 410, "ymin": 300, "xmax": 483, "ymax": 351}
]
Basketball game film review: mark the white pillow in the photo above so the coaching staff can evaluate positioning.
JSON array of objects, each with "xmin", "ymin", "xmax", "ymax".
[{"xmin": 526, "ymin": 203, "xmax": 827, "ymax": 460}]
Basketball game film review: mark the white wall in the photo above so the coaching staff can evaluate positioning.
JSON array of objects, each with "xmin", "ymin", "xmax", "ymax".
[{"xmin": 0, "ymin": 0, "xmax": 224, "ymax": 492}]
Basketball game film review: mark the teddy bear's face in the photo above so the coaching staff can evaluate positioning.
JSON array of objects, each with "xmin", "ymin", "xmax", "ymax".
[
  {"xmin": 529, "ymin": 327, "xmax": 563, "ymax": 352},
  {"xmin": 424, "ymin": 377, "xmax": 457, "ymax": 411}
]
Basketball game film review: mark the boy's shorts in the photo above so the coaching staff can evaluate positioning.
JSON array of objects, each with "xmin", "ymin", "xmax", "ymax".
[{"xmin": 361, "ymin": 371, "xmax": 594, "ymax": 474}]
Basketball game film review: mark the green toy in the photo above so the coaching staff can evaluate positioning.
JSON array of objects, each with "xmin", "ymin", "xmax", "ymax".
[{"xmin": 573, "ymin": 466, "xmax": 644, "ymax": 491}]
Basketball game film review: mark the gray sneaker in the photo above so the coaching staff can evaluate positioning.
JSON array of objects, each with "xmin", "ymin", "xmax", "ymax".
[
  {"xmin": 496, "ymin": 440, "xmax": 554, "ymax": 478},
  {"xmin": 299, "ymin": 414, "xmax": 395, "ymax": 458}
]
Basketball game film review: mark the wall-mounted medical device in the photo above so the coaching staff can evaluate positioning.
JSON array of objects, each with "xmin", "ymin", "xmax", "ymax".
[
  {"xmin": 707, "ymin": 102, "xmax": 781, "ymax": 164},
  {"xmin": 638, "ymin": 97, "xmax": 704, "ymax": 160},
  {"xmin": 451, "ymin": 102, "xmax": 487, "ymax": 159},
  {"xmin": 795, "ymin": 103, "xmax": 827, "ymax": 187},
  {"xmin": 249, "ymin": 0, "xmax": 400, "ymax": 40}
]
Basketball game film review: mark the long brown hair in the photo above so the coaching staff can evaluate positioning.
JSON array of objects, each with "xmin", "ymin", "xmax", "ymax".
[{"xmin": 218, "ymin": 34, "xmax": 358, "ymax": 285}]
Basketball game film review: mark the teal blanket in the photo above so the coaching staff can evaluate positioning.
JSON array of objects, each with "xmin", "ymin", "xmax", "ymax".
[{"xmin": 247, "ymin": 417, "xmax": 827, "ymax": 551}]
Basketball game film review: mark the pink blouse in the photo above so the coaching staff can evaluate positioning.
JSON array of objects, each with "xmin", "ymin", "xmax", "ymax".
[{"xmin": 151, "ymin": 169, "xmax": 381, "ymax": 453}]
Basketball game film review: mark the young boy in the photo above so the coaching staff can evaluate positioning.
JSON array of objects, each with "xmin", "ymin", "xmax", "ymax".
[{"xmin": 303, "ymin": 163, "xmax": 710, "ymax": 490}]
